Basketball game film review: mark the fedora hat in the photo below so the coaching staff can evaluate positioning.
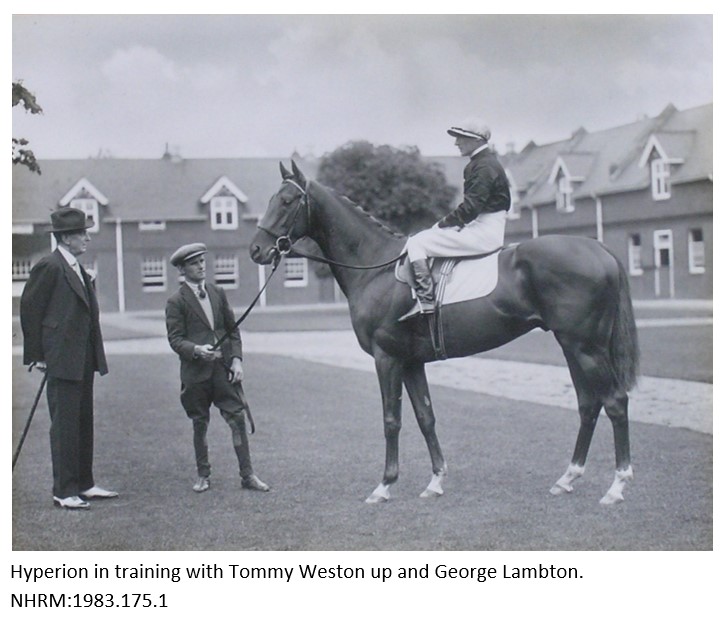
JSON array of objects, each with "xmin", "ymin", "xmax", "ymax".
[
  {"xmin": 49, "ymin": 207, "xmax": 94, "ymax": 233},
  {"xmin": 170, "ymin": 243, "xmax": 207, "ymax": 267}
]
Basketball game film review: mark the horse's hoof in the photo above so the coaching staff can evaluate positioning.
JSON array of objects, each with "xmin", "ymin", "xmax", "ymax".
[
  {"xmin": 549, "ymin": 483, "xmax": 572, "ymax": 496},
  {"xmin": 420, "ymin": 488, "xmax": 443, "ymax": 499},
  {"xmin": 365, "ymin": 494, "xmax": 389, "ymax": 504},
  {"xmin": 599, "ymin": 492, "xmax": 624, "ymax": 505}
]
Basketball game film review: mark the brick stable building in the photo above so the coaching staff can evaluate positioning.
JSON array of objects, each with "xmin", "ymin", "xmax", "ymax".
[{"xmin": 12, "ymin": 103, "xmax": 712, "ymax": 314}]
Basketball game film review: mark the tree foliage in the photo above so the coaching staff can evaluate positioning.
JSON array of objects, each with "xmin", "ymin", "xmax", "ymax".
[
  {"xmin": 12, "ymin": 81, "xmax": 43, "ymax": 174},
  {"xmin": 316, "ymin": 141, "xmax": 457, "ymax": 235}
]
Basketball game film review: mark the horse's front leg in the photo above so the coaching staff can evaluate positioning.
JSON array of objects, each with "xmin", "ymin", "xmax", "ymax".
[
  {"xmin": 365, "ymin": 348, "xmax": 404, "ymax": 504},
  {"xmin": 403, "ymin": 361, "xmax": 447, "ymax": 498}
]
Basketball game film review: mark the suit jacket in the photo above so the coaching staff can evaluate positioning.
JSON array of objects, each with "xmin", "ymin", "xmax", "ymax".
[
  {"xmin": 20, "ymin": 249, "xmax": 108, "ymax": 381},
  {"xmin": 165, "ymin": 282, "xmax": 243, "ymax": 384},
  {"xmin": 447, "ymin": 147, "xmax": 512, "ymax": 226}
]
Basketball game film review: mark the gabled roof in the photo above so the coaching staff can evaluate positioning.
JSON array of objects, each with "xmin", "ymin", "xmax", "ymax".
[
  {"xmin": 505, "ymin": 102, "xmax": 712, "ymax": 208},
  {"xmin": 200, "ymin": 175, "xmax": 249, "ymax": 204},
  {"xmin": 12, "ymin": 156, "xmax": 316, "ymax": 224},
  {"xmin": 59, "ymin": 177, "xmax": 109, "ymax": 206}
]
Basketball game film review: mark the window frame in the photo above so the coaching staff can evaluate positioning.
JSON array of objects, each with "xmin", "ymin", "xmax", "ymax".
[
  {"xmin": 628, "ymin": 233, "xmax": 643, "ymax": 277},
  {"xmin": 213, "ymin": 254, "xmax": 239, "ymax": 289},
  {"xmin": 688, "ymin": 228, "xmax": 705, "ymax": 275},
  {"xmin": 555, "ymin": 174, "xmax": 574, "ymax": 213},
  {"xmin": 650, "ymin": 158, "xmax": 671, "ymax": 201},
  {"xmin": 70, "ymin": 198, "xmax": 100, "ymax": 233},
  {"xmin": 283, "ymin": 257, "xmax": 308, "ymax": 288},
  {"xmin": 141, "ymin": 256, "xmax": 167, "ymax": 292},
  {"xmin": 210, "ymin": 196, "xmax": 239, "ymax": 230}
]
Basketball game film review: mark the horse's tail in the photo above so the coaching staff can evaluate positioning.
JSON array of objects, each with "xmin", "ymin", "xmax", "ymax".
[{"xmin": 608, "ymin": 251, "xmax": 640, "ymax": 392}]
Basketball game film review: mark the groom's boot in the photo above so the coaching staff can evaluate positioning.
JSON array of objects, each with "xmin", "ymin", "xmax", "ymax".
[{"xmin": 398, "ymin": 259, "xmax": 436, "ymax": 321}]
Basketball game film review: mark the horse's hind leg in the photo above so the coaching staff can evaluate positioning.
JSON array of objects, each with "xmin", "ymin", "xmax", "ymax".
[
  {"xmin": 600, "ymin": 392, "xmax": 633, "ymax": 505},
  {"xmin": 554, "ymin": 337, "xmax": 633, "ymax": 504},
  {"xmin": 403, "ymin": 362, "xmax": 447, "ymax": 498},
  {"xmin": 550, "ymin": 351, "xmax": 603, "ymax": 495},
  {"xmin": 550, "ymin": 343, "xmax": 603, "ymax": 496}
]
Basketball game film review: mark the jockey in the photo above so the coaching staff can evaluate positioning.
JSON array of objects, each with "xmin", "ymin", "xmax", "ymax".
[{"xmin": 399, "ymin": 119, "xmax": 511, "ymax": 321}]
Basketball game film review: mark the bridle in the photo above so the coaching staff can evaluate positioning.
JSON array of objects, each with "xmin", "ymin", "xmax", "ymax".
[
  {"xmin": 257, "ymin": 179, "xmax": 404, "ymax": 271},
  {"xmin": 257, "ymin": 178, "xmax": 310, "ymax": 259}
]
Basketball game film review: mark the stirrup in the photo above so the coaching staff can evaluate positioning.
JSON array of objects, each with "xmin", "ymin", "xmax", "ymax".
[{"xmin": 398, "ymin": 300, "xmax": 434, "ymax": 322}]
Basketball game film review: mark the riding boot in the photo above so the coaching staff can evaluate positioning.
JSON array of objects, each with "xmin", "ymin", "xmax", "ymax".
[{"xmin": 398, "ymin": 259, "xmax": 436, "ymax": 321}]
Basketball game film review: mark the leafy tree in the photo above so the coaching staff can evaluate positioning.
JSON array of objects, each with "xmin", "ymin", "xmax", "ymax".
[
  {"xmin": 12, "ymin": 81, "xmax": 43, "ymax": 174},
  {"xmin": 316, "ymin": 141, "xmax": 457, "ymax": 235}
]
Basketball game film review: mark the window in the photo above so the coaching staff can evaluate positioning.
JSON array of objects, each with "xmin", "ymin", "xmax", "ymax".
[
  {"xmin": 628, "ymin": 234, "xmax": 643, "ymax": 276},
  {"xmin": 651, "ymin": 158, "xmax": 671, "ymax": 201},
  {"xmin": 141, "ymin": 257, "xmax": 167, "ymax": 292},
  {"xmin": 688, "ymin": 228, "xmax": 705, "ymax": 274},
  {"xmin": 70, "ymin": 198, "xmax": 100, "ymax": 232},
  {"xmin": 12, "ymin": 258, "xmax": 32, "ymax": 296},
  {"xmin": 284, "ymin": 258, "xmax": 308, "ymax": 288},
  {"xmin": 138, "ymin": 221, "xmax": 167, "ymax": 231},
  {"xmin": 555, "ymin": 175, "xmax": 574, "ymax": 212},
  {"xmin": 210, "ymin": 196, "xmax": 238, "ymax": 230},
  {"xmin": 12, "ymin": 258, "xmax": 32, "ymax": 282},
  {"xmin": 213, "ymin": 255, "xmax": 239, "ymax": 289}
]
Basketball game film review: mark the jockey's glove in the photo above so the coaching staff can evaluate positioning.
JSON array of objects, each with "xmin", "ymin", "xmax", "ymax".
[{"xmin": 437, "ymin": 213, "xmax": 465, "ymax": 229}]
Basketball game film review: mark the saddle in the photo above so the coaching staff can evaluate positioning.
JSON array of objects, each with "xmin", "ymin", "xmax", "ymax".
[
  {"xmin": 394, "ymin": 249, "xmax": 501, "ymax": 306},
  {"xmin": 395, "ymin": 249, "xmax": 502, "ymax": 360}
]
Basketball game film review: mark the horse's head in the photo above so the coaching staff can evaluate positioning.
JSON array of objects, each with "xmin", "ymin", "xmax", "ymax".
[{"xmin": 250, "ymin": 160, "xmax": 311, "ymax": 265}]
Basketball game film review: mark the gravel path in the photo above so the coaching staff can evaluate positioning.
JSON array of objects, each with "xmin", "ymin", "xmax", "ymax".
[{"xmin": 28, "ymin": 324, "xmax": 707, "ymax": 435}]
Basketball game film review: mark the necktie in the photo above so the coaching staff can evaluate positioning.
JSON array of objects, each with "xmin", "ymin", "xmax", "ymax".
[{"xmin": 197, "ymin": 285, "xmax": 206, "ymax": 299}]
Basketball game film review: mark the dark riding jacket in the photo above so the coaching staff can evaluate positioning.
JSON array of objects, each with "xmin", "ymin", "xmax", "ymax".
[{"xmin": 441, "ymin": 147, "xmax": 511, "ymax": 227}]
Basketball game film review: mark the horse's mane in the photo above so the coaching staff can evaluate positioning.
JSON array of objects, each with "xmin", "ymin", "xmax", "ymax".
[{"xmin": 315, "ymin": 181, "xmax": 406, "ymax": 240}]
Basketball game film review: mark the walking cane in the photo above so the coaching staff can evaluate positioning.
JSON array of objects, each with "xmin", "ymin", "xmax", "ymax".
[{"xmin": 12, "ymin": 366, "xmax": 47, "ymax": 471}]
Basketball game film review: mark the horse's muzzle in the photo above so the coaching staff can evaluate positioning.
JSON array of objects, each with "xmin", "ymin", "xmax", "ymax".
[{"xmin": 249, "ymin": 243, "xmax": 275, "ymax": 265}]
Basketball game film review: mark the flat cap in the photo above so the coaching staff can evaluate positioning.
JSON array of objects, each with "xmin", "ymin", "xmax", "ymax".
[{"xmin": 170, "ymin": 243, "xmax": 207, "ymax": 267}]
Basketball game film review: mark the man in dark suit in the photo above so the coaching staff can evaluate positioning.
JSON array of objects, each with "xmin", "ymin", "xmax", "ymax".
[
  {"xmin": 20, "ymin": 207, "xmax": 118, "ymax": 510},
  {"xmin": 165, "ymin": 243, "xmax": 269, "ymax": 494}
]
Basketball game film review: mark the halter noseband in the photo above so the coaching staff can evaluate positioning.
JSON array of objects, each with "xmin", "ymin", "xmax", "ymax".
[{"xmin": 258, "ymin": 179, "xmax": 310, "ymax": 257}]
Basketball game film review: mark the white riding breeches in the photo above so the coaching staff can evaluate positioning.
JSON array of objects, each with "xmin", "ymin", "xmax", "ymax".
[{"xmin": 404, "ymin": 210, "xmax": 507, "ymax": 262}]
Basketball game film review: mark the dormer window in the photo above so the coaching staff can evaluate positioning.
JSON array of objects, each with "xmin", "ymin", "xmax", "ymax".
[
  {"xmin": 70, "ymin": 198, "xmax": 100, "ymax": 233},
  {"xmin": 639, "ymin": 135, "xmax": 679, "ymax": 202},
  {"xmin": 210, "ymin": 196, "xmax": 239, "ymax": 230},
  {"xmin": 650, "ymin": 157, "xmax": 671, "ymax": 201},
  {"xmin": 202, "ymin": 177, "xmax": 247, "ymax": 231},
  {"xmin": 555, "ymin": 174, "xmax": 574, "ymax": 213}
]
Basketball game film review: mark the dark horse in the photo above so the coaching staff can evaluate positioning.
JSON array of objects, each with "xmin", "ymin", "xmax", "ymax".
[{"xmin": 250, "ymin": 161, "xmax": 639, "ymax": 505}]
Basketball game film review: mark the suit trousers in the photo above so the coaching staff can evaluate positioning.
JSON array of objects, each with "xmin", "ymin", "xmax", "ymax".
[
  {"xmin": 46, "ymin": 337, "xmax": 96, "ymax": 498},
  {"xmin": 180, "ymin": 361, "xmax": 253, "ymax": 479}
]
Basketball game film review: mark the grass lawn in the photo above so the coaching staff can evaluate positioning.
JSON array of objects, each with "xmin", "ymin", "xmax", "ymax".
[{"xmin": 12, "ymin": 350, "xmax": 712, "ymax": 551}]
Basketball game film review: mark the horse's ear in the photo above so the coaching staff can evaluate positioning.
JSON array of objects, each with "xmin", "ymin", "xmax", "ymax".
[
  {"xmin": 280, "ymin": 162, "xmax": 294, "ymax": 180},
  {"xmin": 291, "ymin": 159, "xmax": 307, "ymax": 185}
]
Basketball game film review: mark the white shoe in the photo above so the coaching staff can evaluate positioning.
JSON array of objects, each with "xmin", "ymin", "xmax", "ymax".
[
  {"xmin": 53, "ymin": 495, "xmax": 90, "ymax": 510},
  {"xmin": 80, "ymin": 485, "xmax": 119, "ymax": 499},
  {"xmin": 193, "ymin": 476, "xmax": 210, "ymax": 493}
]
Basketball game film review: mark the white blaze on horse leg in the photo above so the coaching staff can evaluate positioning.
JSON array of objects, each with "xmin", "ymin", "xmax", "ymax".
[
  {"xmin": 549, "ymin": 463, "xmax": 585, "ymax": 495},
  {"xmin": 420, "ymin": 472, "xmax": 445, "ymax": 498},
  {"xmin": 600, "ymin": 466, "xmax": 633, "ymax": 505},
  {"xmin": 365, "ymin": 483, "xmax": 391, "ymax": 504}
]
